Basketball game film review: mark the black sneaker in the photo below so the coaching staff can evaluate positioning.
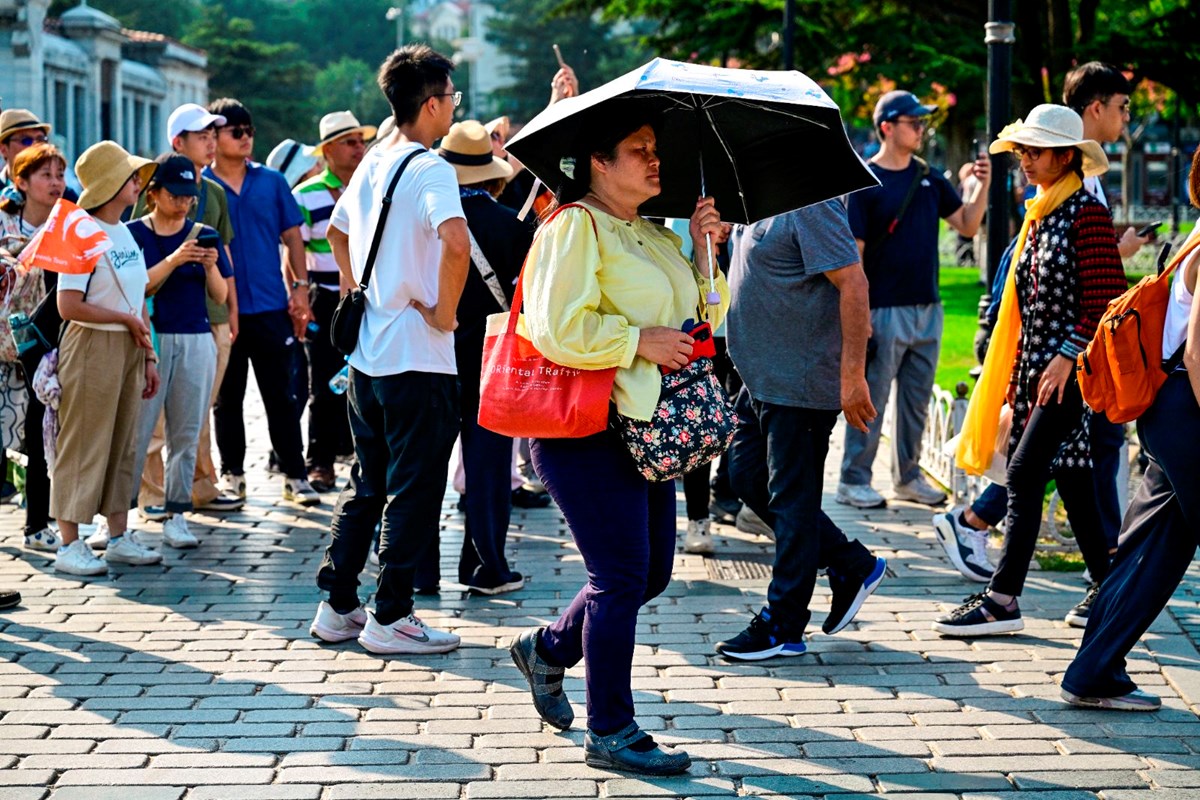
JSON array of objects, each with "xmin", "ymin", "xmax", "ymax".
[
  {"xmin": 1065, "ymin": 583, "xmax": 1101, "ymax": 628},
  {"xmin": 708, "ymin": 495, "xmax": 742, "ymax": 524},
  {"xmin": 716, "ymin": 607, "xmax": 806, "ymax": 661},
  {"xmin": 932, "ymin": 592, "xmax": 1024, "ymax": 637},
  {"xmin": 511, "ymin": 488, "xmax": 552, "ymax": 509},
  {"xmin": 0, "ymin": 590, "xmax": 20, "ymax": 610},
  {"xmin": 823, "ymin": 556, "xmax": 887, "ymax": 635}
]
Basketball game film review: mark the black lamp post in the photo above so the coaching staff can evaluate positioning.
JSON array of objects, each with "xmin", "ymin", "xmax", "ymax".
[
  {"xmin": 975, "ymin": 0, "xmax": 1015, "ymax": 363},
  {"xmin": 783, "ymin": 0, "xmax": 796, "ymax": 70}
]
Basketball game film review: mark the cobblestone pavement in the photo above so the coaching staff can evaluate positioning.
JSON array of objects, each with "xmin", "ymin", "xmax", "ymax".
[{"xmin": 2, "ymin": 384, "xmax": 1200, "ymax": 799}]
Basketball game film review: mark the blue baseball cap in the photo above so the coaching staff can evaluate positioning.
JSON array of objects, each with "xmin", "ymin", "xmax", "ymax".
[{"xmin": 873, "ymin": 90, "xmax": 937, "ymax": 126}]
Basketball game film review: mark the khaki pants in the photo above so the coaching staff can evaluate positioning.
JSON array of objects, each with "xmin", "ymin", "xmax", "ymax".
[
  {"xmin": 50, "ymin": 326, "xmax": 145, "ymax": 524},
  {"xmin": 140, "ymin": 322, "xmax": 231, "ymax": 508}
]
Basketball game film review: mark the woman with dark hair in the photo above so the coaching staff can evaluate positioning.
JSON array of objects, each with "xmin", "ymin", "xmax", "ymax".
[
  {"xmin": 937, "ymin": 104, "xmax": 1126, "ymax": 636},
  {"xmin": 1059, "ymin": 147, "xmax": 1200, "ymax": 712},
  {"xmin": 0, "ymin": 143, "xmax": 66, "ymax": 554},
  {"xmin": 507, "ymin": 111, "xmax": 729, "ymax": 775}
]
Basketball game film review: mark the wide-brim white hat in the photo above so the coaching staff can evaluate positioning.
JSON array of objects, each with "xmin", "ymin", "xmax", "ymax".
[
  {"xmin": 989, "ymin": 104, "xmax": 1108, "ymax": 177},
  {"xmin": 313, "ymin": 110, "xmax": 377, "ymax": 156}
]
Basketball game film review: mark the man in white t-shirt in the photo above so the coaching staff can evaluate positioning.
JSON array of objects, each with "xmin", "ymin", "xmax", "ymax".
[{"xmin": 309, "ymin": 45, "xmax": 470, "ymax": 656}]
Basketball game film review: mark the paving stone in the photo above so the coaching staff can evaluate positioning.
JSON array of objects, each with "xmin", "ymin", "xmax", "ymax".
[
  {"xmin": 48, "ymin": 789, "xmax": 184, "ymax": 800},
  {"xmin": 466, "ymin": 780, "xmax": 596, "ymax": 798}
]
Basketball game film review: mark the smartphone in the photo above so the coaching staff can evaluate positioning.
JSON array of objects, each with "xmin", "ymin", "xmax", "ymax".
[
  {"xmin": 971, "ymin": 138, "xmax": 980, "ymax": 158},
  {"xmin": 1136, "ymin": 221, "xmax": 1163, "ymax": 238},
  {"xmin": 552, "ymin": 44, "xmax": 566, "ymax": 68},
  {"xmin": 663, "ymin": 321, "xmax": 716, "ymax": 374},
  {"xmin": 196, "ymin": 230, "xmax": 221, "ymax": 249}
]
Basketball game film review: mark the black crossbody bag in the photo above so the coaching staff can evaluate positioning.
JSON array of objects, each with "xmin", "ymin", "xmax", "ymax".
[{"xmin": 330, "ymin": 148, "xmax": 425, "ymax": 356}]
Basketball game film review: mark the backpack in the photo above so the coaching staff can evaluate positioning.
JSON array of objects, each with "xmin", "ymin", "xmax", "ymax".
[{"xmin": 1076, "ymin": 230, "xmax": 1200, "ymax": 423}]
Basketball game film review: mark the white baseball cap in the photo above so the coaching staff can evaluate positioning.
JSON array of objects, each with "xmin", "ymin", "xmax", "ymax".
[{"xmin": 168, "ymin": 103, "xmax": 227, "ymax": 141}]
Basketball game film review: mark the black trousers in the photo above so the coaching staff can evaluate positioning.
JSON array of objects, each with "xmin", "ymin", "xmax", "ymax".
[
  {"xmin": 991, "ymin": 377, "xmax": 1111, "ymax": 596},
  {"xmin": 1062, "ymin": 373, "xmax": 1200, "ymax": 698},
  {"xmin": 19, "ymin": 356, "xmax": 50, "ymax": 536},
  {"xmin": 214, "ymin": 309, "xmax": 306, "ymax": 479},
  {"xmin": 1090, "ymin": 414, "xmax": 1126, "ymax": 551},
  {"xmin": 305, "ymin": 287, "xmax": 350, "ymax": 471},
  {"xmin": 726, "ymin": 388, "xmax": 878, "ymax": 632},
  {"xmin": 681, "ymin": 339, "xmax": 743, "ymax": 520},
  {"xmin": 317, "ymin": 369, "xmax": 457, "ymax": 625}
]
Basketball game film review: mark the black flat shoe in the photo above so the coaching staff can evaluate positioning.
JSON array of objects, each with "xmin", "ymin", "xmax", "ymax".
[
  {"xmin": 0, "ymin": 590, "xmax": 21, "ymax": 611},
  {"xmin": 509, "ymin": 627, "xmax": 573, "ymax": 730},
  {"xmin": 511, "ymin": 488, "xmax": 552, "ymax": 509},
  {"xmin": 584, "ymin": 723, "xmax": 691, "ymax": 775}
]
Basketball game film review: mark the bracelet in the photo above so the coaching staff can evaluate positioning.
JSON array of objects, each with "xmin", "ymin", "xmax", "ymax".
[
  {"xmin": 146, "ymin": 355, "xmax": 159, "ymax": 364},
  {"xmin": 291, "ymin": 279, "xmax": 310, "ymax": 289}
]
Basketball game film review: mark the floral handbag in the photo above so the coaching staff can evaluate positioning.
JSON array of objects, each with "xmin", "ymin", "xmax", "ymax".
[{"xmin": 612, "ymin": 356, "xmax": 738, "ymax": 482}]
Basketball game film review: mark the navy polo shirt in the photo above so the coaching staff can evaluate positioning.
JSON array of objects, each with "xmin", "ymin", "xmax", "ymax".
[
  {"xmin": 203, "ymin": 161, "xmax": 304, "ymax": 315},
  {"xmin": 127, "ymin": 219, "xmax": 234, "ymax": 334}
]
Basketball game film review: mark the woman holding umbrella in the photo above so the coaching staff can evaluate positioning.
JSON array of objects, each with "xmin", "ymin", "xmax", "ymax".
[{"xmin": 508, "ymin": 111, "xmax": 729, "ymax": 775}]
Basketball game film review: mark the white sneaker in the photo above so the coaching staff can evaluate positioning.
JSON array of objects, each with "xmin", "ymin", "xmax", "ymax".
[
  {"xmin": 54, "ymin": 539, "xmax": 107, "ymax": 576},
  {"xmin": 85, "ymin": 520, "xmax": 111, "ymax": 550},
  {"xmin": 684, "ymin": 518, "xmax": 715, "ymax": 554},
  {"xmin": 24, "ymin": 526, "xmax": 62, "ymax": 552},
  {"xmin": 893, "ymin": 475, "xmax": 947, "ymax": 506},
  {"xmin": 221, "ymin": 473, "xmax": 247, "ymax": 499},
  {"xmin": 836, "ymin": 483, "xmax": 887, "ymax": 509},
  {"xmin": 162, "ymin": 515, "xmax": 199, "ymax": 549},
  {"xmin": 104, "ymin": 531, "xmax": 163, "ymax": 566},
  {"xmin": 358, "ymin": 610, "xmax": 460, "ymax": 655},
  {"xmin": 735, "ymin": 506, "xmax": 774, "ymax": 540},
  {"xmin": 283, "ymin": 478, "xmax": 321, "ymax": 507},
  {"xmin": 309, "ymin": 600, "xmax": 369, "ymax": 643},
  {"xmin": 932, "ymin": 510, "xmax": 994, "ymax": 583}
]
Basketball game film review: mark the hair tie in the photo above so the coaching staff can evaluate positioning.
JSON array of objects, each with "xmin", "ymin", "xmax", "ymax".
[{"xmin": 559, "ymin": 157, "xmax": 576, "ymax": 180}]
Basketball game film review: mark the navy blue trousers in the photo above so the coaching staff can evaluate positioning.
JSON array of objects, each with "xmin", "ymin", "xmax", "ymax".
[
  {"xmin": 1062, "ymin": 373, "xmax": 1200, "ymax": 698},
  {"xmin": 532, "ymin": 430, "xmax": 676, "ymax": 734}
]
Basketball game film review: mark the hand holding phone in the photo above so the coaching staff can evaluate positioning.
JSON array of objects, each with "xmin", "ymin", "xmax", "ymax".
[
  {"xmin": 196, "ymin": 230, "xmax": 221, "ymax": 249},
  {"xmin": 1136, "ymin": 221, "xmax": 1163, "ymax": 239}
]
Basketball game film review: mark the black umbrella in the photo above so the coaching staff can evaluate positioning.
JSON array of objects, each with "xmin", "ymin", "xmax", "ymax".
[{"xmin": 505, "ymin": 58, "xmax": 879, "ymax": 227}]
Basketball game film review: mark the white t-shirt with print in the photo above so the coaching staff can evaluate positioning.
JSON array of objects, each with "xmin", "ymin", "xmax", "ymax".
[
  {"xmin": 57, "ymin": 220, "xmax": 148, "ymax": 332},
  {"xmin": 330, "ymin": 142, "xmax": 464, "ymax": 378}
]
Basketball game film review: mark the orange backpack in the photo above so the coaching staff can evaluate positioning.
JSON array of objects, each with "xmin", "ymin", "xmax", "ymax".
[{"xmin": 1077, "ymin": 231, "xmax": 1200, "ymax": 423}]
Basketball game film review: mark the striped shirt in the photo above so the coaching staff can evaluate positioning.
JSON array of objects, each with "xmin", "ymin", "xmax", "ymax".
[{"xmin": 294, "ymin": 168, "xmax": 343, "ymax": 281}]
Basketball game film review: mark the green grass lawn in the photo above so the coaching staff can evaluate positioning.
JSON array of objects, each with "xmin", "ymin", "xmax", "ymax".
[{"xmin": 937, "ymin": 265, "xmax": 986, "ymax": 393}]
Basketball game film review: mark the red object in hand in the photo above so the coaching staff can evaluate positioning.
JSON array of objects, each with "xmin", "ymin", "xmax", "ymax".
[{"xmin": 662, "ymin": 322, "xmax": 716, "ymax": 374}]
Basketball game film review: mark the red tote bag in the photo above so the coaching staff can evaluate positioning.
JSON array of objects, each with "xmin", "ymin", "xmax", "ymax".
[{"xmin": 478, "ymin": 204, "xmax": 616, "ymax": 439}]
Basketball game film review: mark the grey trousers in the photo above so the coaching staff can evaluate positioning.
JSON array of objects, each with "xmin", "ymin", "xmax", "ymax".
[
  {"xmin": 841, "ymin": 303, "xmax": 942, "ymax": 487},
  {"xmin": 132, "ymin": 333, "xmax": 218, "ymax": 513}
]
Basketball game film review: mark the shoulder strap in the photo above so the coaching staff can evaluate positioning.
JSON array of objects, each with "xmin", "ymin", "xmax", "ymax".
[
  {"xmin": 194, "ymin": 181, "xmax": 208, "ymax": 223},
  {"xmin": 360, "ymin": 148, "xmax": 425, "ymax": 291},
  {"xmin": 185, "ymin": 222, "xmax": 203, "ymax": 242},
  {"xmin": 504, "ymin": 202, "xmax": 599, "ymax": 335},
  {"xmin": 867, "ymin": 156, "xmax": 930, "ymax": 254},
  {"xmin": 467, "ymin": 228, "xmax": 510, "ymax": 312}
]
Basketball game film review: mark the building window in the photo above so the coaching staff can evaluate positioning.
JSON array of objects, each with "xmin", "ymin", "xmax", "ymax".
[
  {"xmin": 73, "ymin": 85, "xmax": 87, "ymax": 158},
  {"xmin": 54, "ymin": 80, "xmax": 69, "ymax": 147},
  {"xmin": 134, "ymin": 99, "xmax": 146, "ymax": 155},
  {"xmin": 150, "ymin": 105, "xmax": 162, "ymax": 153}
]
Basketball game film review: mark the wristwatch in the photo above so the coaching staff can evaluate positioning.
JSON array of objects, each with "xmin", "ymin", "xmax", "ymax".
[{"xmin": 291, "ymin": 279, "xmax": 310, "ymax": 289}]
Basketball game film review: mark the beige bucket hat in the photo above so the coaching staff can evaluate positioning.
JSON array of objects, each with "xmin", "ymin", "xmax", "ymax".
[
  {"xmin": 438, "ymin": 120, "xmax": 514, "ymax": 185},
  {"xmin": 75, "ymin": 141, "xmax": 157, "ymax": 210},
  {"xmin": 989, "ymin": 104, "xmax": 1109, "ymax": 177}
]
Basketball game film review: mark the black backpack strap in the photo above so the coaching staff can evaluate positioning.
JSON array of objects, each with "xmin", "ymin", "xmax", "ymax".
[
  {"xmin": 360, "ymin": 148, "xmax": 425, "ymax": 291},
  {"xmin": 867, "ymin": 156, "xmax": 930, "ymax": 254}
]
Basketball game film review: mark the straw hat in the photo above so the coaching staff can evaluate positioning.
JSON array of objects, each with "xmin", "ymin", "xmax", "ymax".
[
  {"xmin": 313, "ymin": 111, "xmax": 377, "ymax": 156},
  {"xmin": 989, "ymin": 104, "xmax": 1109, "ymax": 177},
  {"xmin": 438, "ymin": 121, "xmax": 514, "ymax": 185},
  {"xmin": 0, "ymin": 109, "xmax": 51, "ymax": 142},
  {"xmin": 75, "ymin": 141, "xmax": 156, "ymax": 210}
]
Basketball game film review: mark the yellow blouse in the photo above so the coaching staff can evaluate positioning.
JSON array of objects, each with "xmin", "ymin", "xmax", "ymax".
[{"xmin": 520, "ymin": 202, "xmax": 730, "ymax": 421}]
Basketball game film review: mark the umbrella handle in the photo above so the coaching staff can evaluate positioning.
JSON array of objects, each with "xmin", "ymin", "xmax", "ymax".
[{"xmin": 705, "ymin": 232, "xmax": 720, "ymax": 306}]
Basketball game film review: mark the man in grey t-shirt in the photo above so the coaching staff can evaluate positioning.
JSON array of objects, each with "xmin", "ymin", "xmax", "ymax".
[{"xmin": 715, "ymin": 198, "xmax": 888, "ymax": 661}]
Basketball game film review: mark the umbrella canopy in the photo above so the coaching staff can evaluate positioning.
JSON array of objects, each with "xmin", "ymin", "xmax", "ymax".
[{"xmin": 506, "ymin": 58, "xmax": 878, "ymax": 225}]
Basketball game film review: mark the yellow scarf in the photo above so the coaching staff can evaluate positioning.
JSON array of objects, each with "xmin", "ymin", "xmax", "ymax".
[{"xmin": 956, "ymin": 173, "xmax": 1082, "ymax": 475}]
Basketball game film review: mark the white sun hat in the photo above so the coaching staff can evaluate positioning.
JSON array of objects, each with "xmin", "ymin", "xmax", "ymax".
[{"xmin": 989, "ymin": 104, "xmax": 1109, "ymax": 177}]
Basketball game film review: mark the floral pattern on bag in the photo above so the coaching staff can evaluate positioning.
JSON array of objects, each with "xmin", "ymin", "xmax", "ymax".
[{"xmin": 613, "ymin": 357, "xmax": 738, "ymax": 481}]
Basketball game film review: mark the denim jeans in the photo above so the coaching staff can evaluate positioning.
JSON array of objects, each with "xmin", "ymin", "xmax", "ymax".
[
  {"xmin": 316, "ymin": 369, "xmax": 458, "ymax": 625},
  {"xmin": 1063, "ymin": 373, "xmax": 1200, "ymax": 698},
  {"xmin": 728, "ymin": 388, "xmax": 879, "ymax": 632}
]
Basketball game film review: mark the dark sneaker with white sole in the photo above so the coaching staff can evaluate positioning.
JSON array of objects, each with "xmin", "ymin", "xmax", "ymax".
[
  {"xmin": 932, "ymin": 592, "xmax": 1024, "ymax": 636},
  {"xmin": 1065, "ymin": 583, "xmax": 1101, "ymax": 628},
  {"xmin": 932, "ymin": 511, "xmax": 994, "ymax": 583},
  {"xmin": 716, "ymin": 606, "xmax": 805, "ymax": 660},
  {"xmin": 823, "ymin": 556, "xmax": 887, "ymax": 634},
  {"xmin": 1061, "ymin": 686, "xmax": 1160, "ymax": 711}
]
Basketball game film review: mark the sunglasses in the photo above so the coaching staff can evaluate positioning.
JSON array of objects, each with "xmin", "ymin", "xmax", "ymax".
[
  {"xmin": 4, "ymin": 133, "xmax": 48, "ymax": 148},
  {"xmin": 894, "ymin": 117, "xmax": 927, "ymax": 131},
  {"xmin": 426, "ymin": 91, "xmax": 463, "ymax": 108},
  {"xmin": 221, "ymin": 125, "xmax": 256, "ymax": 140},
  {"xmin": 1011, "ymin": 144, "xmax": 1046, "ymax": 161}
]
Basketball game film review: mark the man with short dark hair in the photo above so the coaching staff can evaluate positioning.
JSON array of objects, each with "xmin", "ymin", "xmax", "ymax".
[
  {"xmin": 204, "ymin": 98, "xmax": 319, "ymax": 506},
  {"xmin": 311, "ymin": 45, "xmax": 470, "ymax": 655},
  {"xmin": 837, "ymin": 90, "xmax": 990, "ymax": 510}
]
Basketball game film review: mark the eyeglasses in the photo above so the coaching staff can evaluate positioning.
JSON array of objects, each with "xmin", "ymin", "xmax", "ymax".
[
  {"xmin": 1010, "ymin": 144, "xmax": 1046, "ymax": 161},
  {"xmin": 895, "ymin": 118, "xmax": 927, "ymax": 131},
  {"xmin": 220, "ymin": 125, "xmax": 256, "ymax": 140},
  {"xmin": 3, "ymin": 133, "xmax": 48, "ymax": 148},
  {"xmin": 426, "ymin": 91, "xmax": 462, "ymax": 108},
  {"xmin": 156, "ymin": 189, "xmax": 196, "ymax": 205},
  {"xmin": 1103, "ymin": 98, "xmax": 1131, "ymax": 113}
]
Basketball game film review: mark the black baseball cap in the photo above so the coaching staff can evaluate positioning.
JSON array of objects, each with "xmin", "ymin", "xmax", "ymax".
[
  {"xmin": 873, "ymin": 90, "xmax": 937, "ymax": 126},
  {"xmin": 148, "ymin": 153, "xmax": 200, "ymax": 196}
]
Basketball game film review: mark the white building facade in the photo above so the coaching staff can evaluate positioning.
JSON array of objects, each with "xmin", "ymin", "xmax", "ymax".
[{"xmin": 0, "ymin": 0, "xmax": 208, "ymax": 170}]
